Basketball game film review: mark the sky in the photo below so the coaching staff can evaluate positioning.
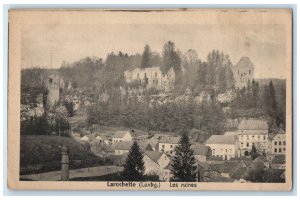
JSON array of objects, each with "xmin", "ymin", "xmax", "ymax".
[{"xmin": 20, "ymin": 10, "xmax": 291, "ymax": 79}]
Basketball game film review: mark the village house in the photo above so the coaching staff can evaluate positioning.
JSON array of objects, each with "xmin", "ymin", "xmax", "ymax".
[
  {"xmin": 111, "ymin": 130, "xmax": 133, "ymax": 144},
  {"xmin": 95, "ymin": 133, "xmax": 112, "ymax": 145},
  {"xmin": 209, "ymin": 161, "xmax": 247, "ymax": 180},
  {"xmin": 191, "ymin": 144, "xmax": 212, "ymax": 162},
  {"xmin": 271, "ymin": 128, "xmax": 286, "ymax": 155},
  {"xmin": 158, "ymin": 136, "xmax": 181, "ymax": 154},
  {"xmin": 205, "ymin": 135, "xmax": 237, "ymax": 160},
  {"xmin": 144, "ymin": 151, "xmax": 171, "ymax": 177},
  {"xmin": 111, "ymin": 140, "xmax": 153, "ymax": 155},
  {"xmin": 124, "ymin": 66, "xmax": 175, "ymax": 92},
  {"xmin": 237, "ymin": 119, "xmax": 270, "ymax": 157},
  {"xmin": 80, "ymin": 134, "xmax": 96, "ymax": 142}
]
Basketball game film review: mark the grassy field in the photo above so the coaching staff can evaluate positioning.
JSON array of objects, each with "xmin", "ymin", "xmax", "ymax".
[
  {"xmin": 20, "ymin": 135, "xmax": 111, "ymax": 175},
  {"xmin": 20, "ymin": 166, "xmax": 123, "ymax": 181}
]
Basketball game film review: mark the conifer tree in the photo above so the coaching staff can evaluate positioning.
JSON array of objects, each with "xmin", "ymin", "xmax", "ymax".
[
  {"xmin": 122, "ymin": 141, "xmax": 145, "ymax": 181},
  {"xmin": 250, "ymin": 144, "xmax": 258, "ymax": 160},
  {"xmin": 171, "ymin": 133, "xmax": 197, "ymax": 182},
  {"xmin": 141, "ymin": 44, "xmax": 152, "ymax": 68}
]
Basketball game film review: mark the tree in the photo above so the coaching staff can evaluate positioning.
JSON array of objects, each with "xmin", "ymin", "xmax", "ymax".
[
  {"xmin": 171, "ymin": 133, "xmax": 197, "ymax": 182},
  {"xmin": 64, "ymin": 100, "xmax": 75, "ymax": 117},
  {"xmin": 122, "ymin": 141, "xmax": 145, "ymax": 181},
  {"xmin": 250, "ymin": 144, "xmax": 258, "ymax": 160},
  {"xmin": 141, "ymin": 44, "xmax": 152, "ymax": 68},
  {"xmin": 162, "ymin": 41, "xmax": 181, "ymax": 74},
  {"xmin": 53, "ymin": 105, "xmax": 70, "ymax": 136}
]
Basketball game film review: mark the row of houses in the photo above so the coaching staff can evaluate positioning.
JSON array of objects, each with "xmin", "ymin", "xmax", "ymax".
[
  {"xmin": 205, "ymin": 119, "xmax": 286, "ymax": 160},
  {"xmin": 74, "ymin": 118, "xmax": 286, "ymax": 182}
]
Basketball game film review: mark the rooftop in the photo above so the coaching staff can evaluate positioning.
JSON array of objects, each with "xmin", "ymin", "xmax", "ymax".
[
  {"xmin": 238, "ymin": 119, "xmax": 268, "ymax": 130},
  {"xmin": 191, "ymin": 144, "xmax": 210, "ymax": 156},
  {"xmin": 271, "ymin": 155, "xmax": 286, "ymax": 165},
  {"xmin": 159, "ymin": 136, "xmax": 181, "ymax": 144},
  {"xmin": 205, "ymin": 135, "xmax": 236, "ymax": 145},
  {"xmin": 144, "ymin": 151, "xmax": 163, "ymax": 163},
  {"xmin": 112, "ymin": 131, "xmax": 131, "ymax": 138}
]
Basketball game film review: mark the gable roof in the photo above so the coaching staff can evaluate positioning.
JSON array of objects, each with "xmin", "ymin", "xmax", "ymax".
[
  {"xmin": 271, "ymin": 155, "xmax": 286, "ymax": 165},
  {"xmin": 112, "ymin": 131, "xmax": 131, "ymax": 138},
  {"xmin": 231, "ymin": 167, "xmax": 247, "ymax": 180},
  {"xmin": 111, "ymin": 141, "xmax": 133, "ymax": 150},
  {"xmin": 206, "ymin": 135, "xmax": 236, "ymax": 145},
  {"xmin": 238, "ymin": 119, "xmax": 268, "ymax": 130},
  {"xmin": 223, "ymin": 131, "xmax": 239, "ymax": 136},
  {"xmin": 112, "ymin": 140, "xmax": 152, "ymax": 151},
  {"xmin": 148, "ymin": 138, "xmax": 159, "ymax": 149},
  {"xmin": 145, "ymin": 151, "xmax": 163, "ymax": 163},
  {"xmin": 209, "ymin": 161, "xmax": 245, "ymax": 179},
  {"xmin": 159, "ymin": 136, "xmax": 181, "ymax": 144},
  {"xmin": 191, "ymin": 144, "xmax": 210, "ymax": 156}
]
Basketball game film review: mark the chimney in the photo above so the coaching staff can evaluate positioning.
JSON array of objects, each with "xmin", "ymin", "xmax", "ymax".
[{"xmin": 61, "ymin": 146, "xmax": 69, "ymax": 181}]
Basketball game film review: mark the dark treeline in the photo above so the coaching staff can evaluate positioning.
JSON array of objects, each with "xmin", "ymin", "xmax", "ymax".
[{"xmin": 229, "ymin": 80, "xmax": 286, "ymax": 131}]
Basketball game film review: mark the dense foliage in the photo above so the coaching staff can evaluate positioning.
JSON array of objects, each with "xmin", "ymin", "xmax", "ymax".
[{"xmin": 122, "ymin": 141, "xmax": 146, "ymax": 181}]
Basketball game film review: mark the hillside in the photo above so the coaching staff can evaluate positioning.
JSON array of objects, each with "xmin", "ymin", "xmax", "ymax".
[{"xmin": 20, "ymin": 135, "xmax": 109, "ymax": 175}]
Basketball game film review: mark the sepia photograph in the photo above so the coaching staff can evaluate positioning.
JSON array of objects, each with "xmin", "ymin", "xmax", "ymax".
[{"xmin": 7, "ymin": 8, "xmax": 292, "ymax": 190}]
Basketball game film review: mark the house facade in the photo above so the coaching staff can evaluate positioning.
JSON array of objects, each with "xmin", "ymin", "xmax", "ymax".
[
  {"xmin": 271, "ymin": 129, "xmax": 286, "ymax": 155},
  {"xmin": 112, "ymin": 140, "xmax": 153, "ymax": 155},
  {"xmin": 124, "ymin": 66, "xmax": 175, "ymax": 92},
  {"xmin": 205, "ymin": 135, "xmax": 237, "ymax": 160},
  {"xmin": 237, "ymin": 119, "xmax": 270, "ymax": 157},
  {"xmin": 158, "ymin": 136, "xmax": 181, "ymax": 154}
]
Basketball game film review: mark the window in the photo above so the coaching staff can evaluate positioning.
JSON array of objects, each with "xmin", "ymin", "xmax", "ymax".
[
  {"xmin": 252, "ymin": 135, "xmax": 255, "ymax": 140},
  {"xmin": 249, "ymin": 70, "xmax": 251, "ymax": 75},
  {"xmin": 241, "ymin": 142, "xmax": 243, "ymax": 147},
  {"xmin": 279, "ymin": 141, "xmax": 282, "ymax": 145},
  {"xmin": 170, "ymin": 145, "xmax": 173, "ymax": 149},
  {"xmin": 162, "ymin": 145, "xmax": 165, "ymax": 149},
  {"xmin": 274, "ymin": 141, "xmax": 277, "ymax": 145},
  {"xmin": 153, "ymin": 80, "xmax": 155, "ymax": 84},
  {"xmin": 263, "ymin": 136, "xmax": 266, "ymax": 140},
  {"xmin": 247, "ymin": 142, "xmax": 249, "ymax": 147},
  {"xmin": 258, "ymin": 135, "xmax": 260, "ymax": 140},
  {"xmin": 283, "ymin": 141, "xmax": 286, "ymax": 145},
  {"xmin": 274, "ymin": 148, "xmax": 277, "ymax": 153},
  {"xmin": 279, "ymin": 148, "xmax": 282, "ymax": 153},
  {"xmin": 283, "ymin": 148, "xmax": 286, "ymax": 151},
  {"xmin": 213, "ymin": 149, "xmax": 215, "ymax": 154},
  {"xmin": 155, "ymin": 72, "xmax": 157, "ymax": 77},
  {"xmin": 225, "ymin": 149, "xmax": 228, "ymax": 153}
]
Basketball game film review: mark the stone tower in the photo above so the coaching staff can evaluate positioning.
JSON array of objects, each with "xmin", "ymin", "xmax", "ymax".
[{"xmin": 231, "ymin": 57, "xmax": 254, "ymax": 89}]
